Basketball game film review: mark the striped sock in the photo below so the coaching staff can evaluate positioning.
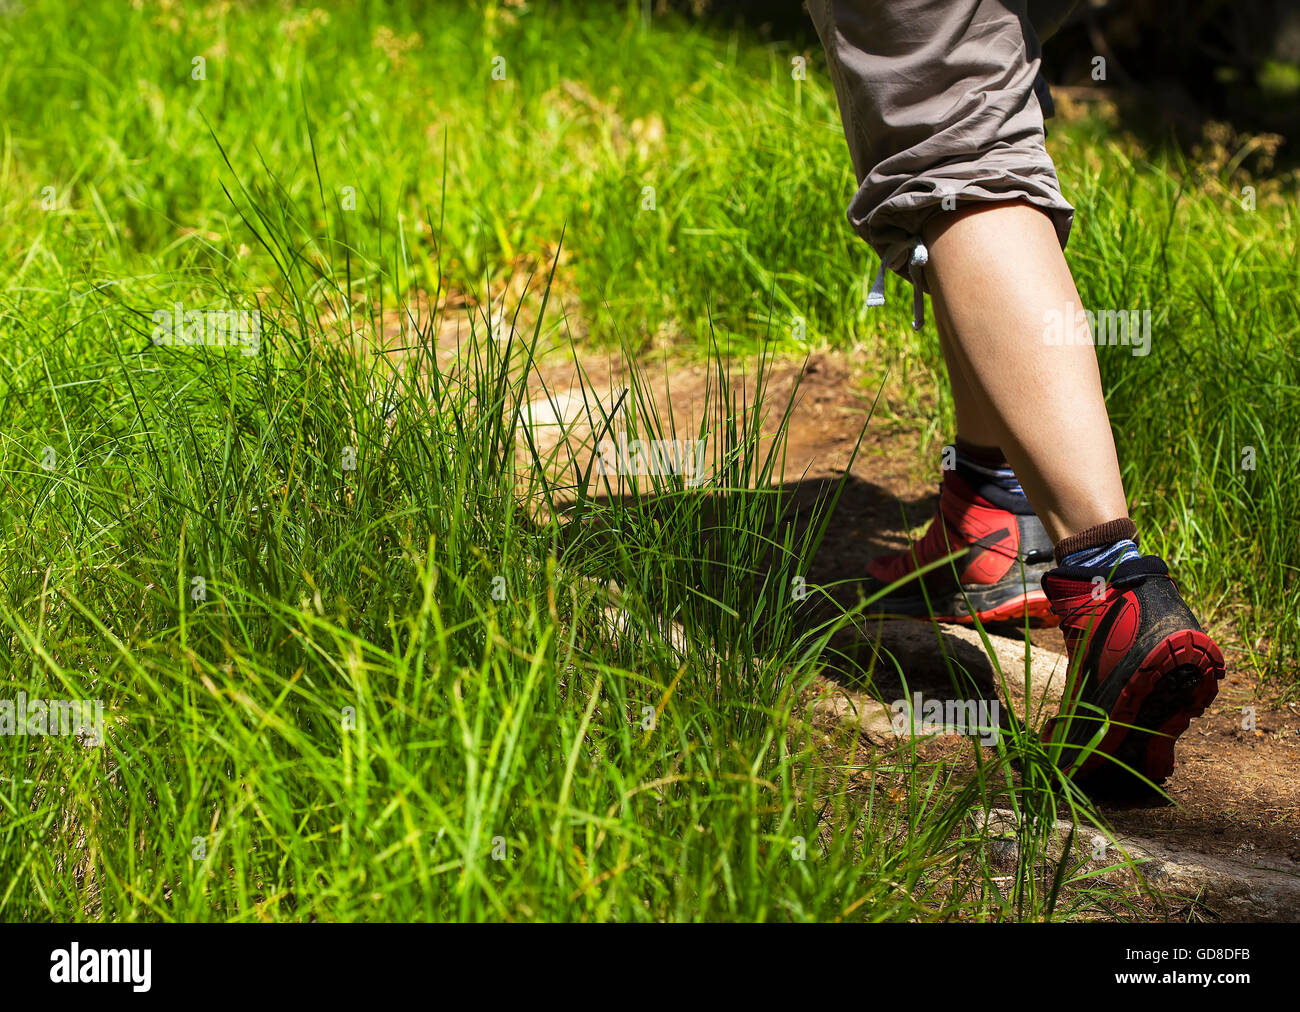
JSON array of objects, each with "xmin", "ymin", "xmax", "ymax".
[
  {"xmin": 1054, "ymin": 517, "xmax": 1142, "ymax": 569},
  {"xmin": 1060, "ymin": 538, "xmax": 1141, "ymax": 570},
  {"xmin": 953, "ymin": 439, "xmax": 1026, "ymax": 499}
]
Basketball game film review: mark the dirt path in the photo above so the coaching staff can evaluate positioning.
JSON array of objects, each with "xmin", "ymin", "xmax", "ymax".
[{"xmin": 517, "ymin": 344, "xmax": 1300, "ymax": 894}]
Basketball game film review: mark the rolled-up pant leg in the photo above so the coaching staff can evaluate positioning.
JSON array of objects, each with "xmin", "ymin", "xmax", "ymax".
[{"xmin": 809, "ymin": 0, "xmax": 1077, "ymax": 283}]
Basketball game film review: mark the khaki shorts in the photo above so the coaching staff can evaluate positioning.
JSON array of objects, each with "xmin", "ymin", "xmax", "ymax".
[{"xmin": 810, "ymin": 0, "xmax": 1078, "ymax": 309}]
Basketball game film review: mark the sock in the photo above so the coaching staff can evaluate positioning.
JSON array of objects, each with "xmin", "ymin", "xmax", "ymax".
[
  {"xmin": 952, "ymin": 438, "xmax": 1026, "ymax": 499},
  {"xmin": 1055, "ymin": 517, "xmax": 1141, "ymax": 569}
]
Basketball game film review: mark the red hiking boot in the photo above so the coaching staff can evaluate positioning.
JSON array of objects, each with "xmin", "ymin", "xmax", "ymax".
[
  {"xmin": 1040, "ymin": 555, "xmax": 1225, "ymax": 785},
  {"xmin": 865, "ymin": 471, "xmax": 1056, "ymax": 625}
]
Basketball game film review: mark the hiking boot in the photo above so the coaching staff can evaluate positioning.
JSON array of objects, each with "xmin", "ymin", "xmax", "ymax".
[
  {"xmin": 1040, "ymin": 555, "xmax": 1225, "ymax": 784},
  {"xmin": 864, "ymin": 470, "xmax": 1056, "ymax": 625}
]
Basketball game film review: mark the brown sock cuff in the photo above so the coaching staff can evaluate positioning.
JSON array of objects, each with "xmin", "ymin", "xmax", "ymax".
[
  {"xmin": 953, "ymin": 437, "xmax": 1007, "ymax": 467},
  {"xmin": 1054, "ymin": 517, "xmax": 1139, "ymax": 566}
]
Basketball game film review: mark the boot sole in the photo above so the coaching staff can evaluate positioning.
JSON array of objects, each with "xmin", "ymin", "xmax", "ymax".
[
  {"xmin": 933, "ymin": 590, "xmax": 1057, "ymax": 627},
  {"xmin": 1062, "ymin": 629, "xmax": 1225, "ymax": 784},
  {"xmin": 869, "ymin": 583, "xmax": 1059, "ymax": 628}
]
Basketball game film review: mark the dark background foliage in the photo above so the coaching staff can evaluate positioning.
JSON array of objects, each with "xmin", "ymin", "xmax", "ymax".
[{"xmin": 659, "ymin": 0, "xmax": 1300, "ymax": 141}]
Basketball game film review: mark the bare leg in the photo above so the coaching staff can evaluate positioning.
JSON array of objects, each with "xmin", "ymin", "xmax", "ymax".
[
  {"xmin": 934, "ymin": 303, "xmax": 1000, "ymax": 449},
  {"xmin": 921, "ymin": 202, "xmax": 1128, "ymax": 544}
]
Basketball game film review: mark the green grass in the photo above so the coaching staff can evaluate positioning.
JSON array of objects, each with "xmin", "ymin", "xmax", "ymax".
[{"xmin": 0, "ymin": 0, "xmax": 1293, "ymax": 921}]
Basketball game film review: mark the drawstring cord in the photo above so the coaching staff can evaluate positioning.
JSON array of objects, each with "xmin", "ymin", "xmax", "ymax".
[{"xmin": 867, "ymin": 239, "xmax": 929, "ymax": 331}]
